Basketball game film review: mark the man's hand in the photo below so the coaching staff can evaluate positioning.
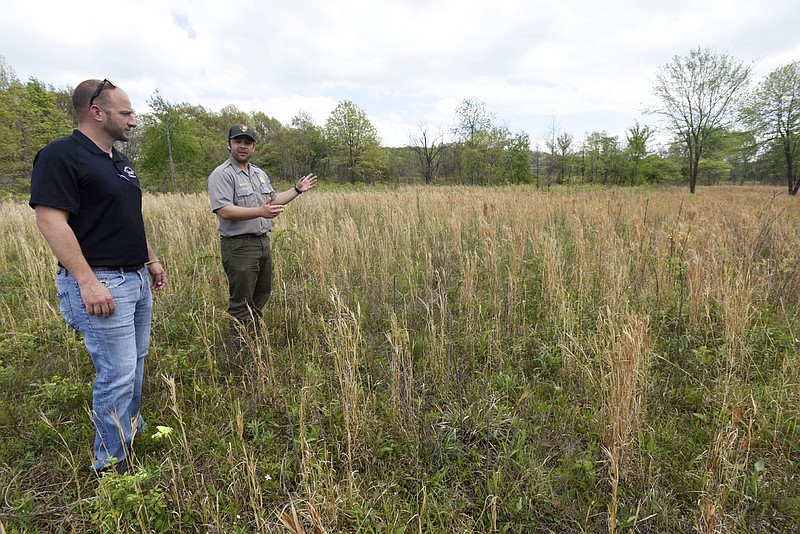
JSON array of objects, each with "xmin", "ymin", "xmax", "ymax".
[
  {"xmin": 260, "ymin": 198, "xmax": 285, "ymax": 219},
  {"xmin": 148, "ymin": 261, "xmax": 168, "ymax": 291},
  {"xmin": 296, "ymin": 173, "xmax": 318, "ymax": 193},
  {"xmin": 34, "ymin": 205, "xmax": 117, "ymax": 318},
  {"xmin": 80, "ymin": 278, "xmax": 115, "ymax": 317}
]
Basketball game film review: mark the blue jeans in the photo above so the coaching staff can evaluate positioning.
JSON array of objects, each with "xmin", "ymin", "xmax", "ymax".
[{"xmin": 57, "ymin": 267, "xmax": 152, "ymax": 470}]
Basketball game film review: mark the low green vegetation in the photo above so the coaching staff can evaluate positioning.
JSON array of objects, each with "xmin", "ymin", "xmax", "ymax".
[{"xmin": 0, "ymin": 185, "xmax": 798, "ymax": 533}]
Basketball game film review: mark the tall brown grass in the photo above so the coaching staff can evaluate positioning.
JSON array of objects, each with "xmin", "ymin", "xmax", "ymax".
[{"xmin": 2, "ymin": 184, "xmax": 798, "ymax": 532}]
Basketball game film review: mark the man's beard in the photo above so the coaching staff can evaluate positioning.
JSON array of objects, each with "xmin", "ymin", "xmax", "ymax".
[
  {"xmin": 232, "ymin": 151, "xmax": 251, "ymax": 164},
  {"xmin": 103, "ymin": 120, "xmax": 129, "ymax": 143}
]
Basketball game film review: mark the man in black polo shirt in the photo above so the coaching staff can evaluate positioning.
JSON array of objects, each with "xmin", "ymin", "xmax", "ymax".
[
  {"xmin": 30, "ymin": 78, "xmax": 167, "ymax": 475},
  {"xmin": 208, "ymin": 124, "xmax": 316, "ymax": 341}
]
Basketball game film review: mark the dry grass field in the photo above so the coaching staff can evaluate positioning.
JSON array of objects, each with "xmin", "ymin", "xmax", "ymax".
[{"xmin": 1, "ymin": 184, "xmax": 798, "ymax": 533}]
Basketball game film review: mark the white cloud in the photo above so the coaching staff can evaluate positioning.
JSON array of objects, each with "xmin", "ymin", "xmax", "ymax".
[{"xmin": 1, "ymin": 0, "xmax": 798, "ymax": 147}]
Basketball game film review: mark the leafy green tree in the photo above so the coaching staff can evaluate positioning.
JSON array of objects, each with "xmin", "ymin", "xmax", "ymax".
[
  {"xmin": 324, "ymin": 100, "xmax": 384, "ymax": 183},
  {"xmin": 0, "ymin": 65, "xmax": 72, "ymax": 193},
  {"xmin": 209, "ymin": 105, "xmax": 250, "ymax": 142},
  {"xmin": 581, "ymin": 131, "xmax": 624, "ymax": 185},
  {"xmin": 249, "ymin": 111, "xmax": 286, "ymax": 180},
  {"xmin": 697, "ymin": 158, "xmax": 733, "ymax": 185},
  {"xmin": 462, "ymin": 126, "xmax": 511, "ymax": 185},
  {"xmin": 602, "ymin": 135, "xmax": 626, "ymax": 184},
  {"xmin": 281, "ymin": 111, "xmax": 326, "ymax": 179},
  {"xmin": 641, "ymin": 152, "xmax": 682, "ymax": 184},
  {"xmin": 186, "ymin": 103, "xmax": 253, "ymax": 170},
  {"xmin": 485, "ymin": 126, "xmax": 512, "ymax": 186},
  {"xmin": 530, "ymin": 141, "xmax": 544, "ymax": 188},
  {"xmin": 452, "ymin": 98, "xmax": 503, "ymax": 185},
  {"xmin": 453, "ymin": 97, "xmax": 494, "ymax": 144},
  {"xmin": 740, "ymin": 61, "xmax": 800, "ymax": 195},
  {"xmin": 385, "ymin": 146, "xmax": 418, "ymax": 186},
  {"xmin": 0, "ymin": 58, "xmax": 23, "ymax": 190},
  {"xmin": 137, "ymin": 93, "xmax": 205, "ymax": 192},
  {"xmin": 652, "ymin": 47, "xmax": 751, "ymax": 193},
  {"xmin": 508, "ymin": 131, "xmax": 532, "ymax": 184},
  {"xmin": 553, "ymin": 131, "xmax": 574, "ymax": 184},
  {"xmin": 0, "ymin": 55, "xmax": 16, "ymax": 90},
  {"xmin": 190, "ymin": 104, "xmax": 251, "ymax": 173},
  {"xmin": 582, "ymin": 132, "xmax": 603, "ymax": 183},
  {"xmin": 701, "ymin": 128, "xmax": 758, "ymax": 184},
  {"xmin": 625, "ymin": 122, "xmax": 654, "ymax": 185}
]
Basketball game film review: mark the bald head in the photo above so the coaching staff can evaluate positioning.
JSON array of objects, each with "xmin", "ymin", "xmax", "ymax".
[
  {"xmin": 73, "ymin": 79, "xmax": 117, "ymax": 121},
  {"xmin": 73, "ymin": 79, "xmax": 137, "ymax": 150}
]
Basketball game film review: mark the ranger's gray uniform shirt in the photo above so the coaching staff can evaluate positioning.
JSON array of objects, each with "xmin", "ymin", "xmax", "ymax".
[{"xmin": 208, "ymin": 158, "xmax": 277, "ymax": 237}]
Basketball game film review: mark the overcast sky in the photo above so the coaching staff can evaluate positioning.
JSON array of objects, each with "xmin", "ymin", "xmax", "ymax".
[{"xmin": 2, "ymin": 0, "xmax": 799, "ymax": 147}]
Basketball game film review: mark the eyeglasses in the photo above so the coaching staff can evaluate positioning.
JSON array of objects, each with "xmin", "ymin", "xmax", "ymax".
[{"xmin": 88, "ymin": 79, "xmax": 115, "ymax": 108}]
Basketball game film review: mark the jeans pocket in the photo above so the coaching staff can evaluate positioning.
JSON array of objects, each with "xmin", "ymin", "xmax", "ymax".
[
  {"xmin": 57, "ymin": 276, "xmax": 80, "ymax": 330},
  {"xmin": 96, "ymin": 272, "xmax": 126, "ymax": 290}
]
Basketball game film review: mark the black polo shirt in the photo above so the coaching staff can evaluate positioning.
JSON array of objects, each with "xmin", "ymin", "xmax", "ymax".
[{"xmin": 29, "ymin": 130, "xmax": 148, "ymax": 267}]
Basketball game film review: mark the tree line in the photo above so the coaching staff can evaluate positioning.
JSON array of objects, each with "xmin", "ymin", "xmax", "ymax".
[{"xmin": 1, "ymin": 48, "xmax": 797, "ymax": 195}]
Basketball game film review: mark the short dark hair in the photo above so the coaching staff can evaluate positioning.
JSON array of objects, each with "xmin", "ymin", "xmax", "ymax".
[{"xmin": 72, "ymin": 79, "xmax": 113, "ymax": 114}]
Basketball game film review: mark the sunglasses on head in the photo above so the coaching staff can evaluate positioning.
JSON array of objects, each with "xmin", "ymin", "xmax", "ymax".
[{"xmin": 88, "ymin": 79, "xmax": 115, "ymax": 108}]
